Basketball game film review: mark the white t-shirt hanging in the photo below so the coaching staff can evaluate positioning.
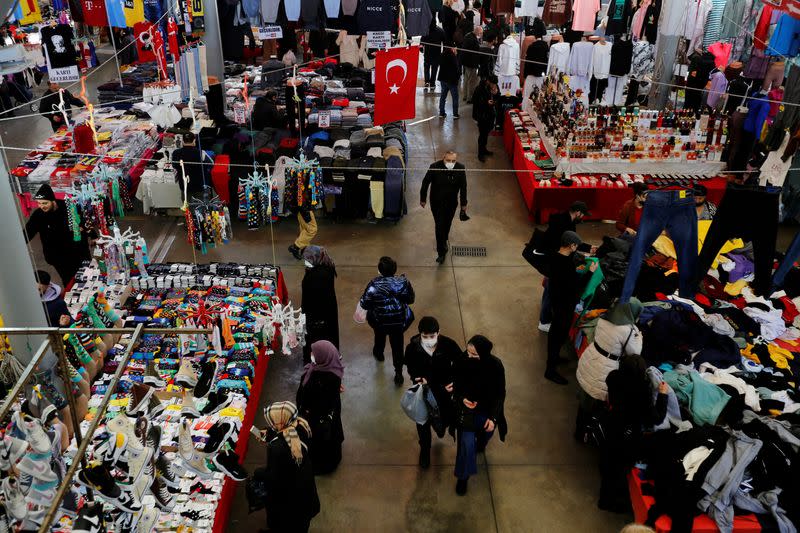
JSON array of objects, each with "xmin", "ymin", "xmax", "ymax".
[
  {"xmin": 498, "ymin": 75, "xmax": 520, "ymax": 96},
  {"xmin": 759, "ymin": 135, "xmax": 793, "ymax": 188},
  {"xmin": 515, "ymin": 0, "xmax": 539, "ymax": 17},
  {"xmin": 592, "ymin": 41, "xmax": 611, "ymax": 79}
]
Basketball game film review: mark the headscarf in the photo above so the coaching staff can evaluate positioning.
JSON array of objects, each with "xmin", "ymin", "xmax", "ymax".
[
  {"xmin": 604, "ymin": 298, "xmax": 643, "ymax": 326},
  {"xmin": 302, "ymin": 340, "xmax": 344, "ymax": 386},
  {"xmin": 264, "ymin": 401, "xmax": 311, "ymax": 465},
  {"xmin": 468, "ymin": 334, "xmax": 493, "ymax": 359},
  {"xmin": 302, "ymin": 245, "xmax": 336, "ymax": 275}
]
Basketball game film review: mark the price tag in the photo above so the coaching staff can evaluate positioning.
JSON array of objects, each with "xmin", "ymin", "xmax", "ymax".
[
  {"xmin": 367, "ymin": 30, "xmax": 391, "ymax": 49},
  {"xmin": 48, "ymin": 65, "xmax": 79, "ymax": 83},
  {"xmin": 234, "ymin": 102, "xmax": 246, "ymax": 124},
  {"xmin": 318, "ymin": 110, "xmax": 331, "ymax": 128},
  {"xmin": 257, "ymin": 25, "xmax": 283, "ymax": 40}
]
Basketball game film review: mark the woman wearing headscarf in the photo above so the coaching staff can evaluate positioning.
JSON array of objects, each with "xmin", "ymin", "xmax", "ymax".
[
  {"xmin": 599, "ymin": 354, "xmax": 667, "ymax": 512},
  {"xmin": 451, "ymin": 335, "xmax": 507, "ymax": 495},
  {"xmin": 301, "ymin": 246, "xmax": 339, "ymax": 364},
  {"xmin": 576, "ymin": 298, "xmax": 644, "ymax": 402},
  {"xmin": 262, "ymin": 401, "xmax": 320, "ymax": 533},
  {"xmin": 297, "ymin": 340, "xmax": 345, "ymax": 475}
]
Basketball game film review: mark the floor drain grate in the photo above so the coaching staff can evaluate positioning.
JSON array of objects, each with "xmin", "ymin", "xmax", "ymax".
[{"xmin": 452, "ymin": 246, "xmax": 487, "ymax": 257}]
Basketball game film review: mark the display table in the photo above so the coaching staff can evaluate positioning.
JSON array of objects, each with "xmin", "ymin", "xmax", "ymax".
[
  {"xmin": 628, "ymin": 468, "xmax": 762, "ymax": 533},
  {"xmin": 556, "ymin": 159, "xmax": 727, "ymax": 176},
  {"xmin": 503, "ymin": 112, "xmax": 728, "ymax": 223},
  {"xmin": 212, "ymin": 347, "xmax": 270, "ymax": 533}
]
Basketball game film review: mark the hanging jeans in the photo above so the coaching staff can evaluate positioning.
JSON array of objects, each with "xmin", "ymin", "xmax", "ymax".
[
  {"xmin": 695, "ymin": 184, "xmax": 780, "ymax": 295},
  {"xmin": 773, "ymin": 231, "xmax": 800, "ymax": 288},
  {"xmin": 455, "ymin": 413, "xmax": 492, "ymax": 480},
  {"xmin": 620, "ymin": 190, "xmax": 698, "ymax": 303}
]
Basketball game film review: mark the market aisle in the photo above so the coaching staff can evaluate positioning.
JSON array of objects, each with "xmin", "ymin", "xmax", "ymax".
[{"xmin": 152, "ymin": 87, "xmax": 630, "ymax": 532}]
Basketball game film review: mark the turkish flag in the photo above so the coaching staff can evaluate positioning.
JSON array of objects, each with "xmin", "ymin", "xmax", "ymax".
[{"xmin": 374, "ymin": 45, "xmax": 420, "ymax": 126}]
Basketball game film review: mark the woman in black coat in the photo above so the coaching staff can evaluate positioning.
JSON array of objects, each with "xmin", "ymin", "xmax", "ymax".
[
  {"xmin": 262, "ymin": 401, "xmax": 320, "ymax": 533},
  {"xmin": 301, "ymin": 245, "xmax": 339, "ymax": 364},
  {"xmin": 297, "ymin": 340, "xmax": 345, "ymax": 475},
  {"xmin": 452, "ymin": 335, "xmax": 507, "ymax": 496}
]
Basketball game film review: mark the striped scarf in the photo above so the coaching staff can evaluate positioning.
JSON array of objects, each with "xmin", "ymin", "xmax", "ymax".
[{"xmin": 264, "ymin": 401, "xmax": 311, "ymax": 465}]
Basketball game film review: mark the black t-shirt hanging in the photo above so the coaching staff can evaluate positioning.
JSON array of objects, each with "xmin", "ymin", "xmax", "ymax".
[
  {"xmin": 41, "ymin": 24, "xmax": 78, "ymax": 68},
  {"xmin": 641, "ymin": 0, "xmax": 660, "ymax": 44},
  {"xmin": 609, "ymin": 38, "xmax": 633, "ymax": 76},
  {"xmin": 357, "ymin": 0, "xmax": 393, "ymax": 33},
  {"xmin": 604, "ymin": 0, "xmax": 631, "ymax": 36}
]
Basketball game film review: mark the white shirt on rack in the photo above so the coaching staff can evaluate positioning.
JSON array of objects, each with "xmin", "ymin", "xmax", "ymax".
[
  {"xmin": 568, "ymin": 40, "xmax": 594, "ymax": 78},
  {"xmin": 592, "ymin": 41, "xmax": 611, "ymax": 79},
  {"xmin": 547, "ymin": 41, "xmax": 571, "ymax": 75},
  {"xmin": 494, "ymin": 35, "xmax": 521, "ymax": 76}
]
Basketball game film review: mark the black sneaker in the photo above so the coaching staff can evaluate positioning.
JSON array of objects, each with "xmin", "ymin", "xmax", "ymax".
[
  {"xmin": 155, "ymin": 454, "xmax": 179, "ymax": 489},
  {"xmin": 201, "ymin": 391, "xmax": 232, "ymax": 415},
  {"xmin": 394, "ymin": 372, "xmax": 404, "ymax": 386},
  {"xmin": 150, "ymin": 475, "xmax": 175, "ymax": 512},
  {"xmin": 288, "ymin": 244, "xmax": 302, "ymax": 260},
  {"xmin": 372, "ymin": 350, "xmax": 385, "ymax": 362},
  {"xmin": 544, "ymin": 368, "xmax": 568, "ymax": 385},
  {"xmin": 212, "ymin": 449, "xmax": 248, "ymax": 481},
  {"xmin": 436, "ymin": 254, "xmax": 446, "ymax": 264},
  {"xmin": 193, "ymin": 359, "xmax": 219, "ymax": 399},
  {"xmin": 77, "ymin": 463, "xmax": 121, "ymax": 501},
  {"xmin": 456, "ymin": 478, "xmax": 468, "ymax": 495},
  {"xmin": 439, "ymin": 112, "xmax": 446, "ymax": 118},
  {"xmin": 453, "ymin": 114, "xmax": 460, "ymax": 119},
  {"xmin": 419, "ymin": 448, "xmax": 430, "ymax": 469},
  {"xmin": 72, "ymin": 503, "xmax": 106, "ymax": 533},
  {"xmin": 202, "ymin": 422, "xmax": 237, "ymax": 454}
]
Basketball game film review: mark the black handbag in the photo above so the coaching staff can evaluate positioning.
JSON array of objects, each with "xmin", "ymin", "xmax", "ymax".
[
  {"xmin": 457, "ymin": 405, "xmax": 478, "ymax": 432},
  {"xmin": 245, "ymin": 467, "xmax": 268, "ymax": 513},
  {"xmin": 522, "ymin": 228, "xmax": 551, "ymax": 277}
]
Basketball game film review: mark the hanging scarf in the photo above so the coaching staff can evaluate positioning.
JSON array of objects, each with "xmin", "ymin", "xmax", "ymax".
[{"xmin": 264, "ymin": 401, "xmax": 311, "ymax": 465}]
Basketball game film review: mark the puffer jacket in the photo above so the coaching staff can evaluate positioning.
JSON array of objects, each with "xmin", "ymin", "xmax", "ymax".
[
  {"xmin": 576, "ymin": 318, "xmax": 643, "ymax": 401},
  {"xmin": 359, "ymin": 275, "xmax": 415, "ymax": 328}
]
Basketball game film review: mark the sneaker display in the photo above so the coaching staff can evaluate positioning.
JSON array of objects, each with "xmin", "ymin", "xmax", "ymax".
[
  {"xmin": 26, "ymin": 485, "xmax": 56, "ymax": 506},
  {"xmin": 178, "ymin": 419, "xmax": 195, "ymax": 461},
  {"xmin": 155, "ymin": 454, "xmax": 179, "ymax": 489},
  {"xmin": 182, "ymin": 450, "xmax": 212, "ymax": 477},
  {"xmin": 71, "ymin": 502, "xmax": 106, "ymax": 533},
  {"xmin": 202, "ymin": 422, "xmax": 236, "ymax": 454},
  {"xmin": 136, "ymin": 507, "xmax": 158, "ymax": 533},
  {"xmin": 97, "ymin": 433, "xmax": 128, "ymax": 468},
  {"xmin": 146, "ymin": 424, "xmax": 162, "ymax": 458},
  {"xmin": 123, "ymin": 440, "xmax": 154, "ymax": 484},
  {"xmin": 193, "ymin": 359, "xmax": 218, "ymax": 399},
  {"xmin": 16, "ymin": 453, "xmax": 58, "ymax": 483},
  {"xmin": 150, "ymin": 475, "xmax": 176, "ymax": 512},
  {"xmin": 174, "ymin": 358, "xmax": 198, "ymax": 389},
  {"xmin": 0, "ymin": 435, "xmax": 29, "ymax": 470},
  {"xmin": 143, "ymin": 360, "xmax": 166, "ymax": 388},
  {"xmin": 125, "ymin": 383, "xmax": 155, "ymax": 418},
  {"xmin": 2, "ymin": 477, "xmax": 26, "ymax": 521},
  {"xmin": 77, "ymin": 462, "xmax": 122, "ymax": 502},
  {"xmin": 145, "ymin": 393, "xmax": 164, "ymax": 420},
  {"xmin": 181, "ymin": 392, "xmax": 200, "ymax": 419},
  {"xmin": 28, "ymin": 391, "xmax": 57, "ymax": 424},
  {"xmin": 212, "ymin": 449, "xmax": 248, "ymax": 481},
  {"xmin": 17, "ymin": 413, "xmax": 51, "ymax": 453},
  {"xmin": 0, "ymin": 503, "xmax": 10, "ymax": 533},
  {"xmin": 201, "ymin": 391, "xmax": 232, "ymax": 416}
]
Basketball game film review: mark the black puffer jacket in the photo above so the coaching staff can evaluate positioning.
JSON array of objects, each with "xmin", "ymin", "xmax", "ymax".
[{"xmin": 359, "ymin": 275, "xmax": 415, "ymax": 328}]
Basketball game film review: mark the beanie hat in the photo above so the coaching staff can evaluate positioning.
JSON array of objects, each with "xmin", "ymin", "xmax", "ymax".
[{"xmin": 35, "ymin": 184, "xmax": 56, "ymax": 201}]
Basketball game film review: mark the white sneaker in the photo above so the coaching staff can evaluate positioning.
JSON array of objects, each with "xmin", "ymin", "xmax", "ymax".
[
  {"xmin": 16, "ymin": 413, "xmax": 51, "ymax": 453},
  {"xmin": 2, "ymin": 477, "xmax": 26, "ymax": 520},
  {"xmin": 537, "ymin": 322, "xmax": 551, "ymax": 333}
]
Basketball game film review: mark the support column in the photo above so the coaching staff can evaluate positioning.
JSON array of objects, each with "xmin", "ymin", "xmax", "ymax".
[
  {"xmin": 0, "ymin": 163, "xmax": 50, "ymax": 364},
  {"xmin": 203, "ymin": 0, "xmax": 226, "ymax": 81}
]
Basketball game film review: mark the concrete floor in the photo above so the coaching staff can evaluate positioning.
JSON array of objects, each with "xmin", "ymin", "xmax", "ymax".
[{"xmin": 7, "ymin": 69, "xmax": 663, "ymax": 532}]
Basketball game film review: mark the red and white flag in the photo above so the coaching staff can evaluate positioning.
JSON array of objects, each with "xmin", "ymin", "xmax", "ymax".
[{"xmin": 374, "ymin": 45, "xmax": 420, "ymax": 125}]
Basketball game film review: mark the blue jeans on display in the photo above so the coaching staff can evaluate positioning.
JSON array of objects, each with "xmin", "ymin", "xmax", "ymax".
[
  {"xmin": 455, "ymin": 414, "xmax": 493, "ymax": 480},
  {"xmin": 620, "ymin": 190, "xmax": 698, "ymax": 303},
  {"xmin": 773, "ymin": 231, "xmax": 800, "ymax": 288},
  {"xmin": 540, "ymin": 279, "xmax": 552, "ymax": 324},
  {"xmin": 439, "ymin": 82, "xmax": 459, "ymax": 116}
]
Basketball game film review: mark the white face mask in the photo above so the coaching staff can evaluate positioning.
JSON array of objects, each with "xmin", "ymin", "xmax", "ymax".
[
  {"xmin": 304, "ymin": 260, "xmax": 313, "ymax": 268},
  {"xmin": 310, "ymin": 355, "xmax": 316, "ymax": 364},
  {"xmin": 421, "ymin": 334, "xmax": 438, "ymax": 354},
  {"xmin": 444, "ymin": 161, "xmax": 456, "ymax": 170}
]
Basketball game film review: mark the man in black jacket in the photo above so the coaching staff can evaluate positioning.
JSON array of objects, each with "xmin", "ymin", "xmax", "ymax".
[
  {"xmin": 472, "ymin": 75, "xmax": 498, "ymax": 162},
  {"xmin": 404, "ymin": 316, "xmax": 461, "ymax": 469},
  {"xmin": 545, "ymin": 231, "xmax": 596, "ymax": 385},
  {"xmin": 24, "ymin": 184, "xmax": 91, "ymax": 284},
  {"xmin": 39, "ymin": 82, "xmax": 84, "ymax": 132},
  {"xmin": 251, "ymin": 90, "xmax": 287, "ymax": 130},
  {"xmin": 437, "ymin": 44, "xmax": 461, "ymax": 118},
  {"xmin": 538, "ymin": 201, "xmax": 593, "ymax": 332},
  {"xmin": 420, "ymin": 151, "xmax": 468, "ymax": 264},
  {"xmin": 460, "ymin": 26, "xmax": 482, "ymax": 103},
  {"xmin": 422, "ymin": 21, "xmax": 445, "ymax": 91},
  {"xmin": 172, "ymin": 133, "xmax": 211, "ymax": 199}
]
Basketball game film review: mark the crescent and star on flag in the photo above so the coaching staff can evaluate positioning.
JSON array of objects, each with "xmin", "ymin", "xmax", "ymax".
[{"xmin": 386, "ymin": 58, "xmax": 408, "ymax": 94}]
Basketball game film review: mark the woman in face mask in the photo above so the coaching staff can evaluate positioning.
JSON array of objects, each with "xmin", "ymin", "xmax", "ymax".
[
  {"xmin": 451, "ymin": 335, "xmax": 507, "ymax": 495},
  {"xmin": 297, "ymin": 340, "xmax": 345, "ymax": 475},
  {"xmin": 403, "ymin": 316, "xmax": 462, "ymax": 469},
  {"xmin": 301, "ymin": 245, "xmax": 340, "ymax": 364}
]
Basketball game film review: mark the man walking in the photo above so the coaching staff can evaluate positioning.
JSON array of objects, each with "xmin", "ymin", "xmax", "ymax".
[
  {"xmin": 420, "ymin": 151, "xmax": 468, "ymax": 264},
  {"xmin": 472, "ymin": 75, "xmax": 498, "ymax": 162},
  {"xmin": 460, "ymin": 26, "xmax": 483, "ymax": 103},
  {"xmin": 39, "ymin": 82, "xmax": 84, "ymax": 132},
  {"xmin": 403, "ymin": 316, "xmax": 461, "ymax": 468},
  {"xmin": 437, "ymin": 43, "xmax": 461, "ymax": 118},
  {"xmin": 545, "ymin": 231, "xmax": 596, "ymax": 385}
]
